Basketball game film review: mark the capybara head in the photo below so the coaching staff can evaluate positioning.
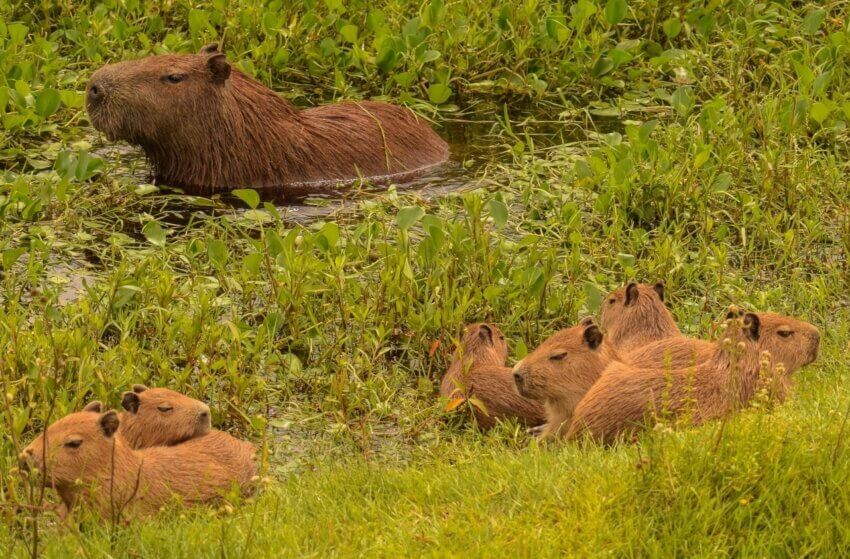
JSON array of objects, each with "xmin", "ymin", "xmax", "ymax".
[
  {"xmin": 86, "ymin": 44, "xmax": 232, "ymax": 146},
  {"xmin": 458, "ymin": 322, "xmax": 509, "ymax": 365},
  {"xmin": 119, "ymin": 385, "xmax": 211, "ymax": 448},
  {"xmin": 19, "ymin": 409, "xmax": 120, "ymax": 489},
  {"xmin": 512, "ymin": 323, "xmax": 615, "ymax": 403},
  {"xmin": 724, "ymin": 310, "xmax": 820, "ymax": 374},
  {"xmin": 599, "ymin": 282, "xmax": 680, "ymax": 350}
]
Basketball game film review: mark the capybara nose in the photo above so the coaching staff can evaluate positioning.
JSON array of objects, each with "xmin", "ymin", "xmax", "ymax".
[{"xmin": 87, "ymin": 81, "xmax": 105, "ymax": 103}]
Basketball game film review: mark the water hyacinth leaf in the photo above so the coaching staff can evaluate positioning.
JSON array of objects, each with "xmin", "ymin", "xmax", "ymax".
[
  {"xmin": 142, "ymin": 221, "xmax": 166, "ymax": 247},
  {"xmin": 604, "ymin": 0, "xmax": 627, "ymax": 25},
  {"xmin": 34, "ymin": 88, "xmax": 61, "ymax": 117},
  {"xmin": 233, "ymin": 188, "xmax": 260, "ymax": 209},
  {"xmin": 397, "ymin": 206, "xmax": 425, "ymax": 230}
]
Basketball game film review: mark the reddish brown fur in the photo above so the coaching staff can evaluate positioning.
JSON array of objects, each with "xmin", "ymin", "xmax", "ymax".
[
  {"xmin": 600, "ymin": 282, "xmax": 714, "ymax": 368},
  {"xmin": 19, "ymin": 410, "xmax": 256, "ymax": 520},
  {"xmin": 115, "ymin": 385, "xmax": 211, "ymax": 448},
  {"xmin": 512, "ymin": 323, "xmax": 620, "ymax": 439},
  {"xmin": 86, "ymin": 45, "xmax": 449, "ymax": 195},
  {"xmin": 440, "ymin": 323, "xmax": 545, "ymax": 429},
  {"xmin": 568, "ymin": 311, "xmax": 820, "ymax": 444}
]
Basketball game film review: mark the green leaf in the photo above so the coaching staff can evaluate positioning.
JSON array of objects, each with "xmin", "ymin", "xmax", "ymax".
[
  {"xmin": 207, "ymin": 239, "xmax": 228, "ymax": 267},
  {"xmin": 487, "ymin": 199, "xmax": 509, "ymax": 228},
  {"xmin": 2, "ymin": 248, "xmax": 26, "ymax": 270},
  {"xmin": 339, "ymin": 24, "xmax": 358, "ymax": 43},
  {"xmin": 232, "ymin": 188, "xmax": 260, "ymax": 209},
  {"xmin": 142, "ymin": 221, "xmax": 166, "ymax": 247},
  {"xmin": 188, "ymin": 9, "xmax": 211, "ymax": 36},
  {"xmin": 35, "ymin": 88, "xmax": 61, "ymax": 118},
  {"xmin": 604, "ymin": 0, "xmax": 627, "ymax": 25},
  {"xmin": 427, "ymin": 83, "xmax": 452, "ymax": 104},
  {"xmin": 670, "ymin": 85, "xmax": 695, "ymax": 117},
  {"xmin": 802, "ymin": 9, "xmax": 825, "ymax": 35},
  {"xmin": 616, "ymin": 253, "xmax": 636, "ymax": 269},
  {"xmin": 662, "ymin": 18, "xmax": 681, "ymax": 38},
  {"xmin": 591, "ymin": 57, "xmax": 615, "ymax": 78},
  {"xmin": 810, "ymin": 102, "xmax": 831, "ymax": 124},
  {"xmin": 397, "ymin": 206, "xmax": 425, "ymax": 231}
]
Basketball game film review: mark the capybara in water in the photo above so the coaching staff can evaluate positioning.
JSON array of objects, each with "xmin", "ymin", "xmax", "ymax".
[
  {"xmin": 116, "ymin": 385, "xmax": 211, "ymax": 448},
  {"xmin": 440, "ymin": 323, "xmax": 546, "ymax": 429},
  {"xmin": 567, "ymin": 311, "xmax": 820, "ymax": 445},
  {"xmin": 512, "ymin": 322, "xmax": 620, "ymax": 439},
  {"xmin": 19, "ymin": 409, "xmax": 256, "ymax": 520},
  {"xmin": 600, "ymin": 282, "xmax": 714, "ymax": 369},
  {"xmin": 86, "ymin": 44, "xmax": 449, "ymax": 195}
]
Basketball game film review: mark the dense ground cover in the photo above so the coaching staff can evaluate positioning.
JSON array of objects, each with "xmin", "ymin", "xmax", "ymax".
[{"xmin": 1, "ymin": 0, "xmax": 849, "ymax": 556}]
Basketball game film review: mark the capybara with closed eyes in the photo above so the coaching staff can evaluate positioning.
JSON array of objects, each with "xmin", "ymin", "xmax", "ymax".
[
  {"xmin": 110, "ymin": 384, "xmax": 211, "ymax": 448},
  {"xmin": 600, "ymin": 282, "xmax": 714, "ymax": 369},
  {"xmin": 18, "ymin": 409, "xmax": 256, "ymax": 520},
  {"xmin": 512, "ymin": 322, "xmax": 620, "ymax": 439},
  {"xmin": 86, "ymin": 44, "xmax": 449, "ymax": 195},
  {"xmin": 567, "ymin": 310, "xmax": 820, "ymax": 445},
  {"xmin": 440, "ymin": 323, "xmax": 546, "ymax": 429}
]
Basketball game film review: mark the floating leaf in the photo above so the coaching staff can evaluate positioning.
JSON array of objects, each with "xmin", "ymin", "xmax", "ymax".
[
  {"xmin": 34, "ymin": 88, "xmax": 61, "ymax": 118},
  {"xmin": 232, "ymin": 188, "xmax": 260, "ymax": 209}
]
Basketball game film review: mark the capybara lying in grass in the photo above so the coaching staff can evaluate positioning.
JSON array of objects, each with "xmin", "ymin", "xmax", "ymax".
[
  {"xmin": 86, "ymin": 44, "xmax": 449, "ymax": 196},
  {"xmin": 19, "ymin": 409, "xmax": 256, "ymax": 520},
  {"xmin": 512, "ymin": 322, "xmax": 620, "ymax": 439},
  {"xmin": 600, "ymin": 282, "xmax": 714, "ymax": 369},
  {"xmin": 441, "ymin": 323, "xmax": 545, "ymax": 429},
  {"xmin": 567, "ymin": 310, "xmax": 820, "ymax": 444},
  {"xmin": 107, "ymin": 384, "xmax": 211, "ymax": 448}
]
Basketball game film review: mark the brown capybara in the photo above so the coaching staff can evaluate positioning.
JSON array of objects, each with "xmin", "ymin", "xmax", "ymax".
[
  {"xmin": 86, "ymin": 44, "xmax": 449, "ymax": 195},
  {"xmin": 440, "ymin": 323, "xmax": 545, "ymax": 429},
  {"xmin": 567, "ymin": 311, "xmax": 820, "ymax": 445},
  {"xmin": 115, "ymin": 385, "xmax": 211, "ymax": 448},
  {"xmin": 600, "ymin": 282, "xmax": 714, "ymax": 368},
  {"xmin": 19, "ymin": 409, "xmax": 256, "ymax": 520},
  {"xmin": 512, "ymin": 322, "xmax": 620, "ymax": 439}
]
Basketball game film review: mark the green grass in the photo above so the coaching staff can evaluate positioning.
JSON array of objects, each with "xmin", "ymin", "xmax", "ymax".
[{"xmin": 2, "ymin": 0, "xmax": 850, "ymax": 556}]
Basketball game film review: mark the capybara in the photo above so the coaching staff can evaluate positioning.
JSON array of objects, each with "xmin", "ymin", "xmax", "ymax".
[
  {"xmin": 600, "ymin": 282, "xmax": 714, "ymax": 369},
  {"xmin": 116, "ymin": 385, "xmax": 211, "ymax": 448},
  {"xmin": 440, "ymin": 323, "xmax": 546, "ymax": 429},
  {"xmin": 19, "ymin": 409, "xmax": 256, "ymax": 520},
  {"xmin": 86, "ymin": 44, "xmax": 449, "ymax": 195},
  {"xmin": 567, "ymin": 311, "xmax": 820, "ymax": 445},
  {"xmin": 512, "ymin": 322, "xmax": 620, "ymax": 439}
]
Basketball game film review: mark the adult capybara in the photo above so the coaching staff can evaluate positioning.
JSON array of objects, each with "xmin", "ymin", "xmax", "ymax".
[
  {"xmin": 512, "ymin": 322, "xmax": 620, "ymax": 439},
  {"xmin": 86, "ymin": 44, "xmax": 449, "ymax": 195},
  {"xmin": 567, "ymin": 311, "xmax": 820, "ymax": 445},
  {"xmin": 600, "ymin": 282, "xmax": 714, "ymax": 369},
  {"xmin": 440, "ymin": 323, "xmax": 545, "ymax": 429},
  {"xmin": 18, "ymin": 409, "xmax": 256, "ymax": 520}
]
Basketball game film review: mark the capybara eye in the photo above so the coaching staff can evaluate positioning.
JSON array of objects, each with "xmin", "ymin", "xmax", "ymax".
[
  {"xmin": 499, "ymin": 335, "xmax": 505, "ymax": 341},
  {"xmin": 777, "ymin": 330, "xmax": 793, "ymax": 338},
  {"xmin": 164, "ymin": 74, "xmax": 186, "ymax": 84},
  {"xmin": 64, "ymin": 439, "xmax": 82, "ymax": 449},
  {"xmin": 549, "ymin": 352, "xmax": 567, "ymax": 362},
  {"xmin": 157, "ymin": 405, "xmax": 174, "ymax": 413},
  {"xmin": 608, "ymin": 299, "xmax": 616, "ymax": 305}
]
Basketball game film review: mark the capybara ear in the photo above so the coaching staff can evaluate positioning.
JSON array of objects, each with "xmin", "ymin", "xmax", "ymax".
[
  {"xmin": 477, "ymin": 324, "xmax": 494, "ymax": 346},
  {"xmin": 100, "ymin": 411, "xmax": 120, "ymax": 438},
  {"xmin": 625, "ymin": 283, "xmax": 639, "ymax": 306},
  {"xmin": 132, "ymin": 384, "xmax": 148, "ymax": 394},
  {"xmin": 207, "ymin": 53, "xmax": 231, "ymax": 84},
  {"xmin": 200, "ymin": 43, "xmax": 219, "ymax": 55},
  {"xmin": 653, "ymin": 282, "xmax": 665, "ymax": 302},
  {"xmin": 583, "ymin": 325, "xmax": 603, "ymax": 350},
  {"xmin": 122, "ymin": 392, "xmax": 141, "ymax": 414},
  {"xmin": 83, "ymin": 401, "xmax": 103, "ymax": 413},
  {"xmin": 743, "ymin": 313, "xmax": 761, "ymax": 341},
  {"xmin": 579, "ymin": 316, "xmax": 596, "ymax": 327}
]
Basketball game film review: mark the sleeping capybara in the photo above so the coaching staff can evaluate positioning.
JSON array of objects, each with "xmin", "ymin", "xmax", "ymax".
[
  {"xmin": 440, "ymin": 323, "xmax": 545, "ymax": 429},
  {"xmin": 86, "ymin": 44, "xmax": 449, "ymax": 195},
  {"xmin": 600, "ymin": 282, "xmax": 714, "ymax": 368},
  {"xmin": 116, "ymin": 385, "xmax": 211, "ymax": 448},
  {"xmin": 18, "ymin": 409, "xmax": 256, "ymax": 520},
  {"xmin": 567, "ymin": 311, "xmax": 820, "ymax": 445},
  {"xmin": 512, "ymin": 322, "xmax": 620, "ymax": 439}
]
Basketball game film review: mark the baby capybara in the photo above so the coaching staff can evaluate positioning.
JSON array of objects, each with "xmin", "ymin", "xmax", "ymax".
[
  {"xmin": 512, "ymin": 322, "xmax": 620, "ymax": 439},
  {"xmin": 440, "ymin": 323, "xmax": 545, "ymax": 429},
  {"xmin": 600, "ymin": 282, "xmax": 714, "ymax": 369},
  {"xmin": 19, "ymin": 409, "xmax": 256, "ymax": 520},
  {"xmin": 86, "ymin": 44, "xmax": 449, "ymax": 195},
  {"xmin": 116, "ymin": 384, "xmax": 211, "ymax": 448},
  {"xmin": 568, "ymin": 311, "xmax": 820, "ymax": 445}
]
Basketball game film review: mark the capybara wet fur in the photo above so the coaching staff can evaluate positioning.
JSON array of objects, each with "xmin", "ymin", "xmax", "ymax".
[
  {"xmin": 600, "ymin": 282, "xmax": 714, "ymax": 369},
  {"xmin": 440, "ymin": 323, "xmax": 545, "ymax": 429},
  {"xmin": 512, "ymin": 323, "xmax": 619, "ymax": 439},
  {"xmin": 567, "ymin": 310, "xmax": 820, "ymax": 445},
  {"xmin": 18, "ymin": 409, "xmax": 256, "ymax": 520},
  {"xmin": 86, "ymin": 44, "xmax": 449, "ymax": 195}
]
